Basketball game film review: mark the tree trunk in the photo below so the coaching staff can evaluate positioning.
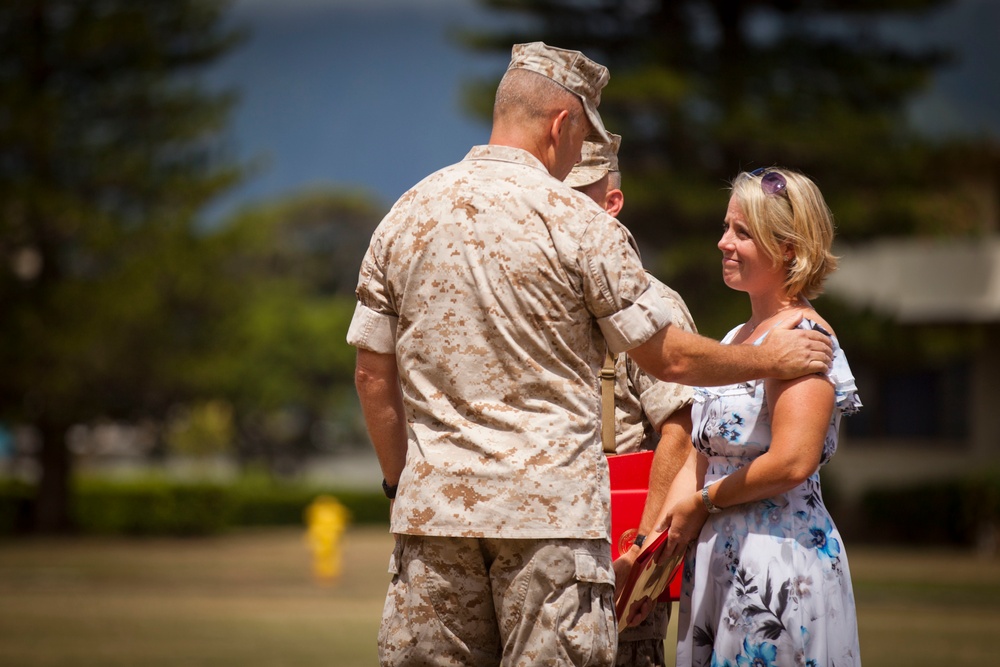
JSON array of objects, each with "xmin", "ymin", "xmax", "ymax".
[{"xmin": 33, "ymin": 421, "xmax": 73, "ymax": 534}]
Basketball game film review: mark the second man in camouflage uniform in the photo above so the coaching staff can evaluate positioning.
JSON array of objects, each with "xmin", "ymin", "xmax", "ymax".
[{"xmin": 566, "ymin": 135, "xmax": 696, "ymax": 667}]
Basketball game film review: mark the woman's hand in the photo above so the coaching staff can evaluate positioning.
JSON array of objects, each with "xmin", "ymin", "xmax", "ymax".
[{"xmin": 657, "ymin": 491, "xmax": 708, "ymax": 560}]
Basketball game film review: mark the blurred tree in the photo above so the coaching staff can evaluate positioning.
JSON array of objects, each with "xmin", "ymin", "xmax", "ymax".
[
  {"xmin": 462, "ymin": 0, "xmax": 998, "ymax": 337},
  {"xmin": 165, "ymin": 400, "xmax": 235, "ymax": 462},
  {"xmin": 0, "ymin": 1, "xmax": 244, "ymax": 532},
  {"xmin": 186, "ymin": 190, "xmax": 378, "ymax": 476}
]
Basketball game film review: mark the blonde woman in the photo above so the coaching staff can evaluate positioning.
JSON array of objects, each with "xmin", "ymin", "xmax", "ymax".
[{"xmin": 662, "ymin": 168, "xmax": 863, "ymax": 667}]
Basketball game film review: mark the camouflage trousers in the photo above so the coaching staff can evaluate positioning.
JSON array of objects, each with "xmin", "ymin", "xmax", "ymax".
[
  {"xmin": 377, "ymin": 534, "xmax": 617, "ymax": 667},
  {"xmin": 615, "ymin": 600, "xmax": 671, "ymax": 667}
]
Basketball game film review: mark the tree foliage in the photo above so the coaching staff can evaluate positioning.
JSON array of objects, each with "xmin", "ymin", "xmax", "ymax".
[
  {"xmin": 0, "ymin": 1, "xmax": 387, "ymax": 531},
  {"xmin": 0, "ymin": 0, "xmax": 244, "ymax": 531},
  {"xmin": 191, "ymin": 191, "xmax": 379, "ymax": 473},
  {"xmin": 461, "ymin": 0, "xmax": 998, "ymax": 337}
]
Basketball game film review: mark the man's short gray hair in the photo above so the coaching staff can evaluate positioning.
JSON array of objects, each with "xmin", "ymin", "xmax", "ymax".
[{"xmin": 494, "ymin": 68, "xmax": 585, "ymax": 126}]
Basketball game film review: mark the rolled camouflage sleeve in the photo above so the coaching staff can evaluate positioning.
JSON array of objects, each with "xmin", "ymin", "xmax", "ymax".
[
  {"xmin": 578, "ymin": 216, "xmax": 673, "ymax": 354},
  {"xmin": 626, "ymin": 280, "xmax": 698, "ymax": 429},
  {"xmin": 346, "ymin": 231, "xmax": 399, "ymax": 354}
]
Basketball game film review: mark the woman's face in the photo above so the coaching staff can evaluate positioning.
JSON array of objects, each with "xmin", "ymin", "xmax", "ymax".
[{"xmin": 718, "ymin": 195, "xmax": 785, "ymax": 295}]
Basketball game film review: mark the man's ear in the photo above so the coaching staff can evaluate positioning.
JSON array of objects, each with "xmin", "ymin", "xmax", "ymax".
[
  {"xmin": 605, "ymin": 188, "xmax": 624, "ymax": 217},
  {"xmin": 549, "ymin": 109, "xmax": 571, "ymax": 144}
]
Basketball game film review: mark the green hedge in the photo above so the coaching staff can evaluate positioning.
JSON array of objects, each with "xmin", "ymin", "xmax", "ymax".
[
  {"xmin": 0, "ymin": 477, "xmax": 390, "ymax": 537},
  {"xmin": 228, "ymin": 484, "xmax": 390, "ymax": 527},
  {"xmin": 6, "ymin": 471, "xmax": 999, "ymax": 544},
  {"xmin": 74, "ymin": 479, "xmax": 233, "ymax": 536}
]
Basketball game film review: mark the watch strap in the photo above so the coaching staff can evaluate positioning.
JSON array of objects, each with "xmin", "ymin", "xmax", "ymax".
[{"xmin": 701, "ymin": 483, "xmax": 722, "ymax": 514}]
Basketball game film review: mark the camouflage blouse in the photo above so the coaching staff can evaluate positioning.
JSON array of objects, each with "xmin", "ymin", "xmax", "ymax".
[{"xmin": 348, "ymin": 145, "xmax": 673, "ymax": 540}]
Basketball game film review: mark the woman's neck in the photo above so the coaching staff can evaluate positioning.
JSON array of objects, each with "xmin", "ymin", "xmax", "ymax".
[{"xmin": 744, "ymin": 293, "xmax": 807, "ymax": 334}]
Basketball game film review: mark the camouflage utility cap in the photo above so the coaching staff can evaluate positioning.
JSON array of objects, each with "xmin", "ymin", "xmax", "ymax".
[
  {"xmin": 508, "ymin": 41, "xmax": 611, "ymax": 142},
  {"xmin": 564, "ymin": 133, "xmax": 622, "ymax": 188}
]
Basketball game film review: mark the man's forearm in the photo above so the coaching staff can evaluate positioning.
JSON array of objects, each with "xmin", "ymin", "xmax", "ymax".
[
  {"xmin": 637, "ymin": 407, "xmax": 692, "ymax": 537},
  {"xmin": 628, "ymin": 316, "xmax": 832, "ymax": 387},
  {"xmin": 627, "ymin": 326, "xmax": 764, "ymax": 386},
  {"xmin": 355, "ymin": 349, "xmax": 408, "ymax": 484}
]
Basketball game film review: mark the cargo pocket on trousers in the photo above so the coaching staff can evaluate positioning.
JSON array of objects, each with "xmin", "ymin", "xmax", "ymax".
[
  {"xmin": 574, "ymin": 550, "xmax": 615, "ymax": 587},
  {"xmin": 387, "ymin": 535, "xmax": 404, "ymax": 581},
  {"xmin": 571, "ymin": 550, "xmax": 617, "ymax": 667}
]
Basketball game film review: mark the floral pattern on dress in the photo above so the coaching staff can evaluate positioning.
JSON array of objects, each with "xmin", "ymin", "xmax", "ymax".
[{"xmin": 676, "ymin": 320, "xmax": 862, "ymax": 667}]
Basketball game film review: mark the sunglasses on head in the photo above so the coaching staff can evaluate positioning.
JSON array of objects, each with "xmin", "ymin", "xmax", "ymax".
[{"xmin": 749, "ymin": 167, "xmax": 787, "ymax": 196}]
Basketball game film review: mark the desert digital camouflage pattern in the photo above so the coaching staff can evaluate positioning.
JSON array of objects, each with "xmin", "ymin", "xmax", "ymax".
[
  {"xmin": 611, "ymin": 276, "xmax": 697, "ymax": 657},
  {"xmin": 378, "ymin": 535, "xmax": 617, "ymax": 666},
  {"xmin": 564, "ymin": 132, "xmax": 621, "ymax": 189},
  {"xmin": 347, "ymin": 144, "xmax": 673, "ymax": 540},
  {"xmin": 612, "ymin": 276, "xmax": 697, "ymax": 455},
  {"xmin": 562, "ymin": 133, "xmax": 693, "ymax": 659},
  {"xmin": 507, "ymin": 41, "xmax": 611, "ymax": 142}
]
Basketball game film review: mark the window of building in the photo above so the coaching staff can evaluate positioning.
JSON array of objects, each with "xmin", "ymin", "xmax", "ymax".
[{"xmin": 845, "ymin": 362, "xmax": 969, "ymax": 440}]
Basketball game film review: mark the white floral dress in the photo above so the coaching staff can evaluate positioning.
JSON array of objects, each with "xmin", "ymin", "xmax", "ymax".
[{"xmin": 676, "ymin": 320, "xmax": 863, "ymax": 667}]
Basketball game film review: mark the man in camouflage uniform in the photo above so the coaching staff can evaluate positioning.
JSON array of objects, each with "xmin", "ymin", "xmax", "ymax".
[
  {"xmin": 566, "ymin": 136, "xmax": 694, "ymax": 667},
  {"xmin": 348, "ymin": 41, "xmax": 833, "ymax": 667}
]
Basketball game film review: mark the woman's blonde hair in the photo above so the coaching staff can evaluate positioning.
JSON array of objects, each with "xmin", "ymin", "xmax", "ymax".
[{"xmin": 730, "ymin": 168, "xmax": 839, "ymax": 299}]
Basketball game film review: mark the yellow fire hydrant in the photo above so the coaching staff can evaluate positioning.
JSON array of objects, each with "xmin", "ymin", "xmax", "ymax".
[{"xmin": 304, "ymin": 495, "xmax": 350, "ymax": 584}]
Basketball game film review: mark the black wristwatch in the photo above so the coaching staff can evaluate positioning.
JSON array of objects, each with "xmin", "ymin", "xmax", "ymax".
[
  {"xmin": 633, "ymin": 534, "xmax": 646, "ymax": 549},
  {"xmin": 382, "ymin": 478, "xmax": 398, "ymax": 499}
]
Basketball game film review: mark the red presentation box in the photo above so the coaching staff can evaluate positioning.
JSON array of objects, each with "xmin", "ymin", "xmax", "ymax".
[{"xmin": 607, "ymin": 450, "xmax": 681, "ymax": 601}]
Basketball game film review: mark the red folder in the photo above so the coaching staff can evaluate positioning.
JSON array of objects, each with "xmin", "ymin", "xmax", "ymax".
[
  {"xmin": 614, "ymin": 529, "xmax": 683, "ymax": 631},
  {"xmin": 607, "ymin": 450, "xmax": 681, "ymax": 601}
]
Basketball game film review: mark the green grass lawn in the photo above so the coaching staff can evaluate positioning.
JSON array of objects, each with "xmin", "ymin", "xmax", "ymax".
[{"xmin": 1, "ymin": 526, "xmax": 998, "ymax": 666}]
